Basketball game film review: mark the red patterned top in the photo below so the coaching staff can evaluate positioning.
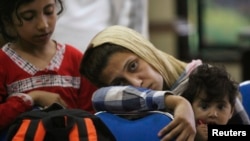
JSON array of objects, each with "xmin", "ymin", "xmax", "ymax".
[{"xmin": 0, "ymin": 43, "xmax": 97, "ymax": 130}]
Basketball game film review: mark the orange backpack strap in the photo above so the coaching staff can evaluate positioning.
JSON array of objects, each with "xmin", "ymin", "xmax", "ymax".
[
  {"xmin": 84, "ymin": 118, "xmax": 97, "ymax": 141},
  {"xmin": 12, "ymin": 119, "xmax": 31, "ymax": 141},
  {"xmin": 12, "ymin": 119, "xmax": 46, "ymax": 141},
  {"xmin": 6, "ymin": 104, "xmax": 116, "ymax": 141}
]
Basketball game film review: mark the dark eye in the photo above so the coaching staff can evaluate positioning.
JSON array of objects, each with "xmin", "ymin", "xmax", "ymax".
[
  {"xmin": 129, "ymin": 61, "xmax": 138, "ymax": 72},
  {"xmin": 217, "ymin": 104, "xmax": 226, "ymax": 110},
  {"xmin": 200, "ymin": 102, "xmax": 208, "ymax": 110},
  {"xmin": 44, "ymin": 6, "xmax": 55, "ymax": 15},
  {"xmin": 21, "ymin": 12, "xmax": 34, "ymax": 21}
]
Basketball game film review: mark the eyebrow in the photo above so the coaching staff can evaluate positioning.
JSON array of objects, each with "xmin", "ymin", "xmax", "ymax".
[{"xmin": 215, "ymin": 100, "xmax": 227, "ymax": 104}]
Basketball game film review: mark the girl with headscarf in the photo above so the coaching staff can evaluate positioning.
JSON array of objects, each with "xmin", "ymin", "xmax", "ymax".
[{"xmin": 80, "ymin": 25, "xmax": 249, "ymax": 140}]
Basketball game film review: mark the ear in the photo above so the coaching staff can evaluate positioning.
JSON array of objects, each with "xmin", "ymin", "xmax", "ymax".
[{"xmin": 229, "ymin": 106, "xmax": 234, "ymax": 119}]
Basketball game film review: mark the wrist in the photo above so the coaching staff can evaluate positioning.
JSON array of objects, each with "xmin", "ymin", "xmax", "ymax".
[
  {"xmin": 9, "ymin": 93, "xmax": 34, "ymax": 106},
  {"xmin": 164, "ymin": 94, "xmax": 189, "ymax": 110}
]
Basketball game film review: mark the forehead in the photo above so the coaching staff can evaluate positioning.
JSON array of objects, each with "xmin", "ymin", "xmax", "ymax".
[
  {"xmin": 17, "ymin": 0, "xmax": 55, "ymax": 11},
  {"xmin": 196, "ymin": 92, "xmax": 230, "ymax": 103}
]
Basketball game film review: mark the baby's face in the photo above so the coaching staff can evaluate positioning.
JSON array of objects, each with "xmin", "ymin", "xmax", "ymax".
[{"xmin": 191, "ymin": 92, "xmax": 233, "ymax": 125}]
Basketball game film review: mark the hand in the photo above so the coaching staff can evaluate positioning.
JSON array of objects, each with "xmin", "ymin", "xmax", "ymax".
[
  {"xmin": 195, "ymin": 120, "xmax": 208, "ymax": 141},
  {"xmin": 28, "ymin": 90, "xmax": 67, "ymax": 108},
  {"xmin": 158, "ymin": 95, "xmax": 196, "ymax": 141}
]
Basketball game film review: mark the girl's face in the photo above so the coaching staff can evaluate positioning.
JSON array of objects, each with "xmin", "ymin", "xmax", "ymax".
[
  {"xmin": 192, "ymin": 92, "xmax": 233, "ymax": 125},
  {"xmin": 12, "ymin": 0, "xmax": 57, "ymax": 47},
  {"xmin": 100, "ymin": 51, "xmax": 164, "ymax": 90}
]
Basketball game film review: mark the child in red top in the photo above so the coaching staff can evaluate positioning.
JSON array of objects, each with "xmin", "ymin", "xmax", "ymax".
[{"xmin": 0, "ymin": 0, "xmax": 96, "ymax": 131}]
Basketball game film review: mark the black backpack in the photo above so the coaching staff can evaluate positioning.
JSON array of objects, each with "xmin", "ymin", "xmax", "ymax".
[{"xmin": 6, "ymin": 103, "xmax": 116, "ymax": 141}]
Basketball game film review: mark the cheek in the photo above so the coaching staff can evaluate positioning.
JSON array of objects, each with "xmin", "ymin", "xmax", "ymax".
[
  {"xmin": 193, "ymin": 109, "xmax": 203, "ymax": 119},
  {"xmin": 15, "ymin": 25, "xmax": 32, "ymax": 36},
  {"xmin": 50, "ymin": 15, "xmax": 57, "ymax": 25},
  {"xmin": 145, "ymin": 67, "xmax": 164, "ymax": 89},
  {"xmin": 146, "ymin": 67, "xmax": 163, "ymax": 81},
  {"xmin": 218, "ymin": 115, "xmax": 232, "ymax": 124},
  {"xmin": 45, "ymin": 17, "xmax": 57, "ymax": 30},
  {"xmin": 192, "ymin": 105, "xmax": 206, "ymax": 119},
  {"xmin": 220, "ymin": 110, "xmax": 233, "ymax": 121}
]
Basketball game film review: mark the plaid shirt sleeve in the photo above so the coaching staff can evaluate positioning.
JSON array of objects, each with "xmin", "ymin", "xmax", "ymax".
[{"xmin": 92, "ymin": 86, "xmax": 171, "ymax": 113}]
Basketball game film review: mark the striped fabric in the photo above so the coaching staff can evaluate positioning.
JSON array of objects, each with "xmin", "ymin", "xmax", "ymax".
[{"xmin": 92, "ymin": 86, "xmax": 170, "ymax": 113}]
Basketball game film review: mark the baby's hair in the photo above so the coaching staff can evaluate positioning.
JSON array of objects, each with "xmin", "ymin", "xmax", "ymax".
[
  {"xmin": 0, "ymin": 0, "xmax": 63, "ymax": 41},
  {"xmin": 182, "ymin": 63, "xmax": 238, "ymax": 107}
]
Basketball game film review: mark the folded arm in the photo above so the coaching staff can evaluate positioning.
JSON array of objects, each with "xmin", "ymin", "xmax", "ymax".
[{"xmin": 92, "ymin": 86, "xmax": 168, "ymax": 112}]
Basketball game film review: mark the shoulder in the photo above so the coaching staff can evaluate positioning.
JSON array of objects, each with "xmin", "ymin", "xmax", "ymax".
[
  {"xmin": 0, "ymin": 43, "xmax": 11, "ymax": 59},
  {"xmin": 64, "ymin": 44, "xmax": 83, "ymax": 54},
  {"xmin": 57, "ymin": 42, "xmax": 83, "ymax": 58}
]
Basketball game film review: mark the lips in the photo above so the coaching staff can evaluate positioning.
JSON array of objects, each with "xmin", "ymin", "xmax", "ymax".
[
  {"xmin": 197, "ymin": 119, "xmax": 219, "ymax": 126},
  {"xmin": 37, "ymin": 32, "xmax": 50, "ymax": 38},
  {"xmin": 35, "ymin": 32, "xmax": 51, "ymax": 41}
]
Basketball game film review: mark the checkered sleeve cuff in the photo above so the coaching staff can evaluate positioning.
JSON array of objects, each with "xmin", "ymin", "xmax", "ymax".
[
  {"xmin": 9, "ymin": 93, "xmax": 34, "ymax": 106},
  {"xmin": 92, "ymin": 86, "xmax": 172, "ymax": 112}
]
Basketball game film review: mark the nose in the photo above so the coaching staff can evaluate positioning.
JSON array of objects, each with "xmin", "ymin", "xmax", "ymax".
[
  {"xmin": 37, "ymin": 15, "xmax": 49, "ymax": 31},
  {"xmin": 126, "ymin": 76, "xmax": 143, "ymax": 87},
  {"xmin": 208, "ymin": 108, "xmax": 218, "ymax": 118}
]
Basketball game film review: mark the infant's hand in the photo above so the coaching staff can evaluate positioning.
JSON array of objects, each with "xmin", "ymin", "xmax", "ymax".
[
  {"xmin": 196, "ymin": 120, "xmax": 208, "ymax": 141},
  {"xmin": 28, "ymin": 90, "xmax": 67, "ymax": 108}
]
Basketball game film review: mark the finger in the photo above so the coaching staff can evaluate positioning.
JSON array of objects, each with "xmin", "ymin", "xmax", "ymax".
[
  {"xmin": 186, "ymin": 134, "xmax": 196, "ymax": 141},
  {"xmin": 174, "ymin": 129, "xmax": 193, "ymax": 141},
  {"xmin": 159, "ymin": 123, "xmax": 183, "ymax": 141},
  {"xmin": 158, "ymin": 119, "xmax": 178, "ymax": 136},
  {"xmin": 160, "ymin": 121, "xmax": 196, "ymax": 141}
]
